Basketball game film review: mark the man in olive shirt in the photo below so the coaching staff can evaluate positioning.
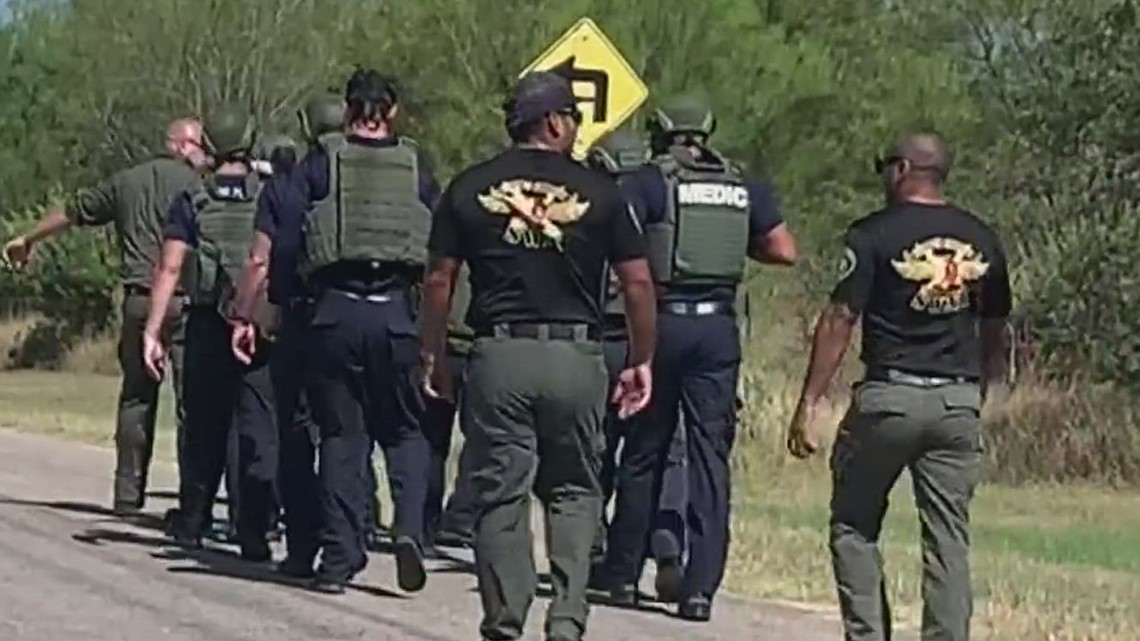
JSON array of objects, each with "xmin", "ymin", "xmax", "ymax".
[
  {"xmin": 788, "ymin": 133, "xmax": 1012, "ymax": 641},
  {"xmin": 420, "ymin": 71, "xmax": 657, "ymax": 641},
  {"xmin": 3, "ymin": 119, "xmax": 207, "ymax": 515}
]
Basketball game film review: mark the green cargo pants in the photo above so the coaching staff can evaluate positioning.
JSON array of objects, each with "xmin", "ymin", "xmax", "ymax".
[
  {"xmin": 113, "ymin": 290, "xmax": 186, "ymax": 510},
  {"xmin": 463, "ymin": 332, "xmax": 607, "ymax": 641},
  {"xmin": 830, "ymin": 380, "xmax": 983, "ymax": 641}
]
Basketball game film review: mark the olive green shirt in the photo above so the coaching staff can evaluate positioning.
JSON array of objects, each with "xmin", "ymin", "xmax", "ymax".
[{"xmin": 65, "ymin": 155, "xmax": 199, "ymax": 289}]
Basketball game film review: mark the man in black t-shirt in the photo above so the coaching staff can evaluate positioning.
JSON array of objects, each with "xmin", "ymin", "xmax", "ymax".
[
  {"xmin": 787, "ymin": 133, "xmax": 1012, "ymax": 641},
  {"xmin": 418, "ymin": 71, "xmax": 657, "ymax": 641}
]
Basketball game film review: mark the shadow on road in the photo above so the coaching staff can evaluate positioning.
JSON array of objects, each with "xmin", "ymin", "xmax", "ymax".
[{"xmin": 3, "ymin": 495, "xmax": 420, "ymax": 601}]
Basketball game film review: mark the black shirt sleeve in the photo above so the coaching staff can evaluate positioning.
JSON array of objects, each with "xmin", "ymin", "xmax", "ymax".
[
  {"xmin": 980, "ymin": 235, "xmax": 1012, "ymax": 319},
  {"xmin": 162, "ymin": 192, "xmax": 199, "ymax": 248},
  {"xmin": 746, "ymin": 179, "xmax": 784, "ymax": 237},
  {"xmin": 417, "ymin": 149, "xmax": 442, "ymax": 209},
  {"xmin": 254, "ymin": 180, "xmax": 279, "ymax": 237},
  {"xmin": 427, "ymin": 182, "xmax": 462, "ymax": 259},
  {"xmin": 606, "ymin": 187, "xmax": 647, "ymax": 263},
  {"xmin": 830, "ymin": 225, "xmax": 875, "ymax": 313}
]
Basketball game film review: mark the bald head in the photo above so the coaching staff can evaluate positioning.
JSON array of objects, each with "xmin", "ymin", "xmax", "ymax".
[
  {"xmin": 889, "ymin": 133, "xmax": 950, "ymax": 182},
  {"xmin": 166, "ymin": 118, "xmax": 205, "ymax": 168},
  {"xmin": 167, "ymin": 118, "xmax": 201, "ymax": 145}
]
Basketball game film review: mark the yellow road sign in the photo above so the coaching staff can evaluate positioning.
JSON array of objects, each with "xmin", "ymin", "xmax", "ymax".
[{"xmin": 521, "ymin": 18, "xmax": 649, "ymax": 158}]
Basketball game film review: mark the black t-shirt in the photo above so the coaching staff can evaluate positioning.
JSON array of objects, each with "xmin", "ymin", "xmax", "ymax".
[
  {"xmin": 428, "ymin": 147, "xmax": 646, "ymax": 332},
  {"xmin": 831, "ymin": 202, "xmax": 1012, "ymax": 379}
]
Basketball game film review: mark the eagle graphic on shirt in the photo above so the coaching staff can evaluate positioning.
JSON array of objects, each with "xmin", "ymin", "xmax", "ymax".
[
  {"xmin": 891, "ymin": 237, "xmax": 989, "ymax": 315},
  {"xmin": 476, "ymin": 179, "xmax": 590, "ymax": 250}
]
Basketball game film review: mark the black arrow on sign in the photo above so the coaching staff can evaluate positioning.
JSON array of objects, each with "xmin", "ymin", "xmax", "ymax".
[{"xmin": 550, "ymin": 56, "xmax": 609, "ymax": 123}]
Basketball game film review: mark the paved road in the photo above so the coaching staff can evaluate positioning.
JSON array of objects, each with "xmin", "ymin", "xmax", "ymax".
[{"xmin": 0, "ymin": 428, "xmax": 842, "ymax": 641}]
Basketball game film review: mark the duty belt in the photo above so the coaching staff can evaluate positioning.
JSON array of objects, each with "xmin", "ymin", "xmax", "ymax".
[
  {"xmin": 479, "ymin": 322, "xmax": 600, "ymax": 343},
  {"xmin": 330, "ymin": 289, "xmax": 392, "ymax": 304},
  {"xmin": 866, "ymin": 367, "xmax": 977, "ymax": 388},
  {"xmin": 125, "ymin": 283, "xmax": 187, "ymax": 298},
  {"xmin": 123, "ymin": 284, "xmax": 150, "ymax": 296},
  {"xmin": 660, "ymin": 301, "xmax": 734, "ymax": 316}
]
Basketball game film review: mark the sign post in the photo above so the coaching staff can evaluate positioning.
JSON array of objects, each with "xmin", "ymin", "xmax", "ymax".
[{"xmin": 521, "ymin": 18, "xmax": 650, "ymax": 158}]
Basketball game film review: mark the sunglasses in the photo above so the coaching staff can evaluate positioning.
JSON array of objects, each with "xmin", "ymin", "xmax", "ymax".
[
  {"xmin": 555, "ymin": 106, "xmax": 583, "ymax": 125},
  {"xmin": 875, "ymin": 154, "xmax": 942, "ymax": 176},
  {"xmin": 874, "ymin": 155, "xmax": 902, "ymax": 174}
]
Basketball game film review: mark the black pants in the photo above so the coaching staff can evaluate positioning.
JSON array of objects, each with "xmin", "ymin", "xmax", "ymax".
[
  {"xmin": 595, "ymin": 337, "xmax": 684, "ymax": 561},
  {"xmin": 180, "ymin": 308, "xmax": 279, "ymax": 554},
  {"xmin": 606, "ymin": 312, "xmax": 740, "ymax": 600},
  {"xmin": 423, "ymin": 347, "xmax": 477, "ymax": 542},
  {"xmin": 306, "ymin": 288, "xmax": 429, "ymax": 582},
  {"xmin": 270, "ymin": 303, "xmax": 321, "ymax": 564}
]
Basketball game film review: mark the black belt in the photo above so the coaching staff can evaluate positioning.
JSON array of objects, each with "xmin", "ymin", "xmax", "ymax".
[
  {"xmin": 476, "ymin": 322, "xmax": 600, "ymax": 343},
  {"xmin": 123, "ymin": 284, "xmax": 150, "ymax": 296},
  {"xmin": 125, "ymin": 284, "xmax": 187, "ymax": 298},
  {"xmin": 660, "ymin": 301, "xmax": 734, "ymax": 316},
  {"xmin": 328, "ymin": 288, "xmax": 395, "ymax": 304},
  {"xmin": 865, "ymin": 367, "xmax": 978, "ymax": 388},
  {"xmin": 284, "ymin": 297, "xmax": 312, "ymax": 311}
]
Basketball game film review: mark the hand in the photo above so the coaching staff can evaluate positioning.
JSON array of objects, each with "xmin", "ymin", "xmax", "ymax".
[
  {"xmin": 612, "ymin": 363, "xmax": 652, "ymax": 420},
  {"xmin": 231, "ymin": 321, "xmax": 257, "ymax": 365},
  {"xmin": 419, "ymin": 351, "xmax": 453, "ymax": 403},
  {"xmin": 786, "ymin": 398, "xmax": 822, "ymax": 459},
  {"xmin": 2, "ymin": 236, "xmax": 34, "ymax": 270},
  {"xmin": 142, "ymin": 331, "xmax": 168, "ymax": 382}
]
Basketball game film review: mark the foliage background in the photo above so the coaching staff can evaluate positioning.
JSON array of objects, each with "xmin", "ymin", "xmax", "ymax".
[{"xmin": 1, "ymin": 0, "xmax": 1138, "ymax": 482}]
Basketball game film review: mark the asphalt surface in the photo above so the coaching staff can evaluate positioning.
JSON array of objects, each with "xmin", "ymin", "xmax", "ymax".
[{"xmin": 0, "ymin": 428, "xmax": 842, "ymax": 640}]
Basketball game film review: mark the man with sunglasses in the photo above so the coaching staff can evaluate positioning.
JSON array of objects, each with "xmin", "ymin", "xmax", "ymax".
[
  {"xmin": 787, "ymin": 133, "xmax": 1011, "ymax": 641},
  {"xmin": 2, "ymin": 118, "xmax": 208, "ymax": 517},
  {"xmin": 419, "ymin": 70, "xmax": 657, "ymax": 641},
  {"xmin": 604, "ymin": 96, "xmax": 798, "ymax": 621}
]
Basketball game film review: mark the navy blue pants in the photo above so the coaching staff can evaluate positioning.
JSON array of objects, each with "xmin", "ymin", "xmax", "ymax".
[
  {"xmin": 180, "ymin": 308, "xmax": 279, "ymax": 554},
  {"xmin": 270, "ymin": 303, "xmax": 321, "ymax": 564},
  {"xmin": 423, "ymin": 348, "xmax": 476, "ymax": 542},
  {"xmin": 606, "ymin": 312, "xmax": 740, "ymax": 599},
  {"xmin": 306, "ymin": 288, "xmax": 429, "ymax": 582},
  {"xmin": 597, "ymin": 337, "xmax": 687, "ymax": 561}
]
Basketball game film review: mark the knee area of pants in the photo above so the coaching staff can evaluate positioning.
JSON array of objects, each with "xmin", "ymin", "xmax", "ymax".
[
  {"xmin": 115, "ymin": 427, "xmax": 149, "ymax": 447},
  {"xmin": 695, "ymin": 418, "xmax": 737, "ymax": 460},
  {"xmin": 829, "ymin": 519, "xmax": 884, "ymax": 544}
]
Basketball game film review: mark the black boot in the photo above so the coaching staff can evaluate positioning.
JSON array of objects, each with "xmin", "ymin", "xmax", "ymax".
[{"xmin": 678, "ymin": 594, "xmax": 712, "ymax": 622}]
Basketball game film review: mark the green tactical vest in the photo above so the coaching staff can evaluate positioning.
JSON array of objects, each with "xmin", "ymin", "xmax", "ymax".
[
  {"xmin": 300, "ymin": 136, "xmax": 431, "ymax": 280},
  {"xmin": 186, "ymin": 173, "xmax": 280, "ymax": 335},
  {"xmin": 645, "ymin": 146, "xmax": 750, "ymax": 287},
  {"xmin": 446, "ymin": 262, "xmax": 474, "ymax": 353}
]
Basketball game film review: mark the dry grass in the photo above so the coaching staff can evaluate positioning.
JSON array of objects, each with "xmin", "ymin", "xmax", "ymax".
[
  {"xmin": 60, "ymin": 331, "xmax": 121, "ymax": 376},
  {"xmin": 0, "ymin": 315, "xmax": 38, "ymax": 367},
  {"xmin": 1, "ymin": 319, "xmax": 1138, "ymax": 640},
  {"xmin": 726, "ymin": 319, "xmax": 1140, "ymax": 641}
]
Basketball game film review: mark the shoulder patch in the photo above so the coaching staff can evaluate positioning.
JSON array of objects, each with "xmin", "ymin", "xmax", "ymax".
[{"xmin": 838, "ymin": 246, "xmax": 857, "ymax": 282}]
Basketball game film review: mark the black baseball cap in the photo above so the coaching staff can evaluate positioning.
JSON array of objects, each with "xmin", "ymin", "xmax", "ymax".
[{"xmin": 503, "ymin": 71, "xmax": 580, "ymax": 130}]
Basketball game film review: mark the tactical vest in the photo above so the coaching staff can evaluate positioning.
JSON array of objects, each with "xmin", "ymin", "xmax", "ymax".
[
  {"xmin": 645, "ymin": 146, "xmax": 750, "ymax": 288},
  {"xmin": 300, "ymin": 136, "xmax": 431, "ymax": 280},
  {"xmin": 186, "ymin": 174, "xmax": 280, "ymax": 335},
  {"xmin": 448, "ymin": 262, "xmax": 474, "ymax": 343},
  {"xmin": 444, "ymin": 262, "xmax": 474, "ymax": 355}
]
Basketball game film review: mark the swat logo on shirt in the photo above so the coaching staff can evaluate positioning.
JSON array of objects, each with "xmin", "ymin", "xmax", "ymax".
[
  {"xmin": 892, "ymin": 236, "xmax": 990, "ymax": 315},
  {"xmin": 677, "ymin": 182, "xmax": 749, "ymax": 209}
]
